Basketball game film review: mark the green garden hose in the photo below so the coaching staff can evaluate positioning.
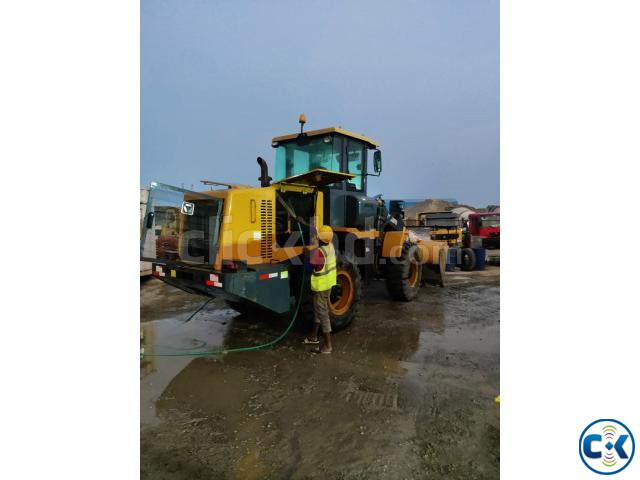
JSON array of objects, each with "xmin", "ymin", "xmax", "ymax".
[{"xmin": 141, "ymin": 222, "xmax": 306, "ymax": 357}]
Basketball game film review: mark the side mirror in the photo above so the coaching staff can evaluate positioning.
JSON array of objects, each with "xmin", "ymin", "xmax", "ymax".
[
  {"xmin": 145, "ymin": 211, "xmax": 154, "ymax": 229},
  {"xmin": 373, "ymin": 150, "xmax": 382, "ymax": 174}
]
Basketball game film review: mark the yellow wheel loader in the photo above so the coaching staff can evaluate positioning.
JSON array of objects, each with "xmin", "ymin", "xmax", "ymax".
[{"xmin": 140, "ymin": 117, "xmax": 446, "ymax": 330}]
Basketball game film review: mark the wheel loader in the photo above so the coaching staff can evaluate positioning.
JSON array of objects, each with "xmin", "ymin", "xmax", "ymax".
[{"xmin": 140, "ymin": 117, "xmax": 447, "ymax": 330}]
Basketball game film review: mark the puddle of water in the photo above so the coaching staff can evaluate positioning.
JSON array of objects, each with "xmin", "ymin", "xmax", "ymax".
[{"xmin": 140, "ymin": 306, "xmax": 236, "ymax": 425}]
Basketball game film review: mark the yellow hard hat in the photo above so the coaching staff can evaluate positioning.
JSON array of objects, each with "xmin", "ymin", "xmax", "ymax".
[{"xmin": 317, "ymin": 225, "xmax": 333, "ymax": 244}]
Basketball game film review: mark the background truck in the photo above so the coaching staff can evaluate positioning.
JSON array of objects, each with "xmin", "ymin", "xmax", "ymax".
[
  {"xmin": 140, "ymin": 118, "xmax": 447, "ymax": 330},
  {"xmin": 401, "ymin": 207, "xmax": 498, "ymax": 271},
  {"xmin": 416, "ymin": 211, "xmax": 462, "ymax": 246},
  {"xmin": 463, "ymin": 212, "xmax": 500, "ymax": 266},
  {"xmin": 464, "ymin": 212, "xmax": 499, "ymax": 248}
]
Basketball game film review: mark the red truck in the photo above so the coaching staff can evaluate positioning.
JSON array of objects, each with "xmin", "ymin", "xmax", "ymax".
[
  {"xmin": 462, "ymin": 212, "xmax": 500, "ymax": 266},
  {"xmin": 464, "ymin": 212, "xmax": 500, "ymax": 249}
]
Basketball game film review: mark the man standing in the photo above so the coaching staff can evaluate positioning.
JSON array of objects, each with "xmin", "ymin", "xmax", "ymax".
[{"xmin": 304, "ymin": 225, "xmax": 337, "ymax": 354}]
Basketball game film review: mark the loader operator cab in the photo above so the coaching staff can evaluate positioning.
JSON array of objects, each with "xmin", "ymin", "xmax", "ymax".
[
  {"xmin": 272, "ymin": 127, "xmax": 381, "ymax": 193},
  {"xmin": 271, "ymin": 126, "xmax": 383, "ymax": 230}
]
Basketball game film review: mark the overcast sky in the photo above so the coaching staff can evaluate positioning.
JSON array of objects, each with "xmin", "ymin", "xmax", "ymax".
[{"xmin": 142, "ymin": 0, "xmax": 499, "ymax": 206}]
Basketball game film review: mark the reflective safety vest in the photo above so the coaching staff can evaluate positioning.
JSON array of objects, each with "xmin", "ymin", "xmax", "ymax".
[{"xmin": 310, "ymin": 243, "xmax": 337, "ymax": 292}]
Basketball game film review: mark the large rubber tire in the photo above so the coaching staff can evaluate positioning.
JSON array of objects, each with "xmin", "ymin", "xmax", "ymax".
[
  {"xmin": 461, "ymin": 248, "xmax": 476, "ymax": 271},
  {"xmin": 301, "ymin": 252, "xmax": 362, "ymax": 331},
  {"xmin": 385, "ymin": 242, "xmax": 422, "ymax": 301}
]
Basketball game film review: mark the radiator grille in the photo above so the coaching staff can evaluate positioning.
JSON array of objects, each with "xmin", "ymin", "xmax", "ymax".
[{"xmin": 260, "ymin": 199, "xmax": 273, "ymax": 259}]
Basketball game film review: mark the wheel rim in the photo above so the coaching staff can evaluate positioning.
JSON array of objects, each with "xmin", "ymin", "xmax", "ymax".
[
  {"xmin": 408, "ymin": 261, "xmax": 419, "ymax": 287},
  {"xmin": 330, "ymin": 270, "xmax": 354, "ymax": 316}
]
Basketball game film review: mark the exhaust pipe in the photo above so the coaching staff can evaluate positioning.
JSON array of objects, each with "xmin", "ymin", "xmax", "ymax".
[{"xmin": 257, "ymin": 157, "xmax": 272, "ymax": 187}]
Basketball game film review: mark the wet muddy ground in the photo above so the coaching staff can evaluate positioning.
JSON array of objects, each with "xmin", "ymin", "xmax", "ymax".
[{"xmin": 141, "ymin": 267, "xmax": 500, "ymax": 479}]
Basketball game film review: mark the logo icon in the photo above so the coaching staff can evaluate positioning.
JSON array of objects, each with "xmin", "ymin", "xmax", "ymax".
[
  {"xmin": 579, "ymin": 419, "xmax": 635, "ymax": 474},
  {"xmin": 181, "ymin": 201, "xmax": 195, "ymax": 215}
]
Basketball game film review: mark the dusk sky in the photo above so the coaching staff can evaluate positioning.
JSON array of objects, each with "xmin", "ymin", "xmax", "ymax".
[{"xmin": 141, "ymin": 0, "xmax": 499, "ymax": 206}]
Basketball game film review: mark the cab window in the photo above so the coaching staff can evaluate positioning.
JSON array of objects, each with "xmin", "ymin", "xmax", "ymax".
[
  {"xmin": 346, "ymin": 140, "xmax": 364, "ymax": 191},
  {"xmin": 274, "ymin": 136, "xmax": 342, "ymax": 180}
]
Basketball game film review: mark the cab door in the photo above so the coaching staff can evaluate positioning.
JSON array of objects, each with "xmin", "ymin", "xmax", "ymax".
[
  {"xmin": 345, "ymin": 139, "xmax": 366, "ymax": 193},
  {"xmin": 140, "ymin": 182, "xmax": 223, "ymax": 267}
]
